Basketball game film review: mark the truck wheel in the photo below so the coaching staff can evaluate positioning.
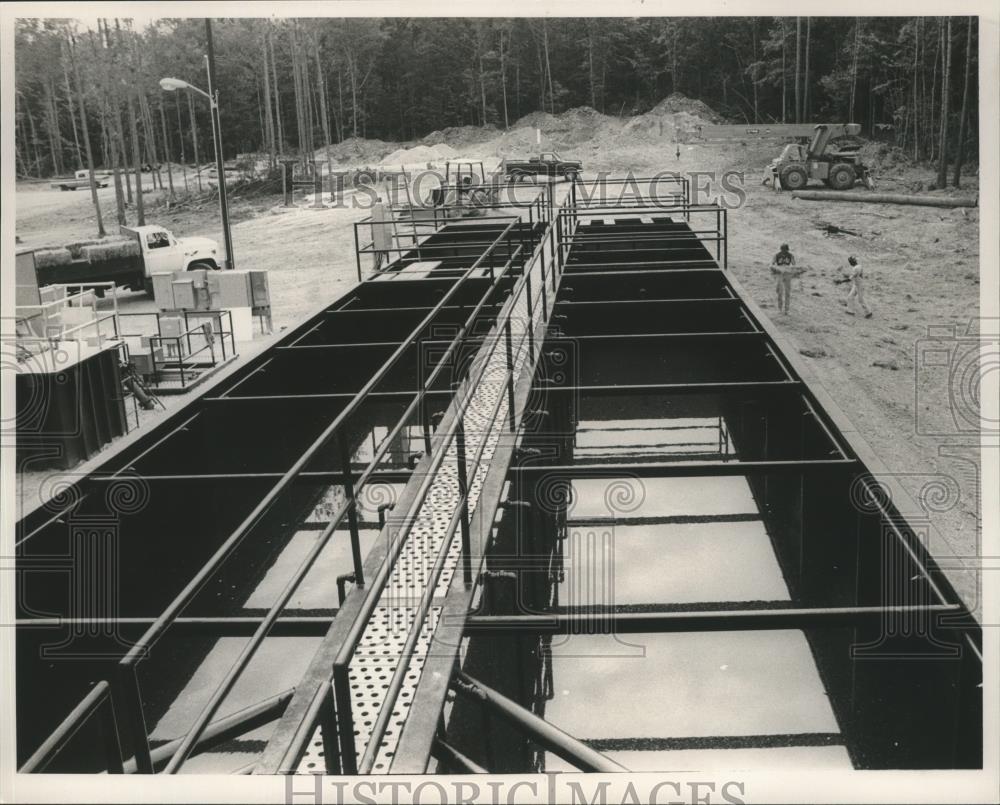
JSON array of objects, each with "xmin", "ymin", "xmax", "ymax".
[
  {"xmin": 828, "ymin": 164, "xmax": 856, "ymax": 190},
  {"xmin": 778, "ymin": 166, "xmax": 808, "ymax": 190},
  {"xmin": 188, "ymin": 260, "xmax": 220, "ymax": 272},
  {"xmin": 564, "ymin": 170, "xmax": 579, "ymax": 182}
]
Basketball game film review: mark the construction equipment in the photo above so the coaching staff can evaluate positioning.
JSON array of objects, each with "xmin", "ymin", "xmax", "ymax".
[{"xmin": 764, "ymin": 123, "xmax": 874, "ymax": 191}]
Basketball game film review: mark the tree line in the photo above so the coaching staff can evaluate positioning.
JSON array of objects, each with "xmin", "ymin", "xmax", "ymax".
[{"xmin": 16, "ymin": 16, "xmax": 979, "ymax": 201}]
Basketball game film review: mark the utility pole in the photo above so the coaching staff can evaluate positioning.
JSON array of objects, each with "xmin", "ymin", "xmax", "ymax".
[{"xmin": 205, "ymin": 19, "xmax": 235, "ymax": 269}]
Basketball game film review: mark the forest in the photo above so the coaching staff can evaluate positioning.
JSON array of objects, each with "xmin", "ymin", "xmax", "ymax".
[{"xmin": 14, "ymin": 16, "xmax": 979, "ymax": 184}]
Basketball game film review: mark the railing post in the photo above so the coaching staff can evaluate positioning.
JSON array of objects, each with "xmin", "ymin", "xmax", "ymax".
[
  {"xmin": 723, "ymin": 208, "xmax": 728, "ymax": 269},
  {"xmin": 505, "ymin": 319, "xmax": 517, "ymax": 432},
  {"xmin": 99, "ymin": 691, "xmax": 125, "ymax": 774},
  {"xmin": 421, "ymin": 392, "xmax": 433, "ymax": 455},
  {"xmin": 525, "ymin": 270, "xmax": 535, "ymax": 363},
  {"xmin": 117, "ymin": 664, "xmax": 153, "ymax": 773},
  {"xmin": 333, "ymin": 664, "xmax": 358, "ymax": 774},
  {"xmin": 455, "ymin": 415, "xmax": 472, "ymax": 587},
  {"xmin": 319, "ymin": 684, "xmax": 342, "ymax": 774},
  {"xmin": 354, "ymin": 223, "xmax": 362, "ymax": 282},
  {"xmin": 339, "ymin": 431, "xmax": 366, "ymax": 587},
  {"xmin": 716, "ymin": 207, "xmax": 721, "ymax": 264},
  {"xmin": 178, "ymin": 337, "xmax": 186, "ymax": 388},
  {"xmin": 538, "ymin": 251, "xmax": 549, "ymax": 320}
]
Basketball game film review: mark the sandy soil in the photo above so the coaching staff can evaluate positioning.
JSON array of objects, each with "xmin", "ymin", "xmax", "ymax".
[{"xmin": 13, "ymin": 125, "xmax": 982, "ymax": 612}]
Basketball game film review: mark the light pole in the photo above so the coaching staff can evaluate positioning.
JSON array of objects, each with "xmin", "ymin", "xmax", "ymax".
[{"xmin": 159, "ymin": 74, "xmax": 234, "ymax": 270}]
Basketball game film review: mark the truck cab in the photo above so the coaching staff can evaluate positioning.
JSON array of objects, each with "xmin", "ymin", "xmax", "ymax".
[{"xmin": 125, "ymin": 225, "xmax": 223, "ymax": 280}]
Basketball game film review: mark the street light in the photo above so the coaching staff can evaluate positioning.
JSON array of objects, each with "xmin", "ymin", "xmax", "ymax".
[{"xmin": 160, "ymin": 72, "xmax": 234, "ymax": 270}]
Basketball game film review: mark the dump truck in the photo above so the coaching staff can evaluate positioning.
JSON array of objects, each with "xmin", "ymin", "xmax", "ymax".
[
  {"xmin": 764, "ymin": 123, "xmax": 874, "ymax": 190},
  {"xmin": 31, "ymin": 224, "xmax": 223, "ymax": 295},
  {"xmin": 503, "ymin": 152, "xmax": 582, "ymax": 181}
]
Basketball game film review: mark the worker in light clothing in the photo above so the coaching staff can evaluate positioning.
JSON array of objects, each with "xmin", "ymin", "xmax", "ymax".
[
  {"xmin": 844, "ymin": 255, "xmax": 872, "ymax": 318},
  {"xmin": 769, "ymin": 243, "xmax": 796, "ymax": 314}
]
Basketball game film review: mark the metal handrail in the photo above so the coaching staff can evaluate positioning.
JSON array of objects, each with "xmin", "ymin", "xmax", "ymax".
[
  {"xmin": 114, "ymin": 219, "xmax": 522, "ymax": 774},
  {"xmin": 354, "ymin": 214, "xmax": 527, "ymax": 280},
  {"xmin": 558, "ymin": 204, "xmax": 728, "ymax": 269},
  {"xmin": 159, "ymin": 239, "xmax": 529, "ymax": 773}
]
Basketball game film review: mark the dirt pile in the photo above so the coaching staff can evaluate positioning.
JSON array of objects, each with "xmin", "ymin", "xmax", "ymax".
[
  {"xmin": 617, "ymin": 93, "xmax": 727, "ymax": 144},
  {"xmin": 422, "ymin": 124, "xmax": 499, "ymax": 148},
  {"xmin": 380, "ymin": 143, "xmax": 458, "ymax": 166},
  {"xmin": 509, "ymin": 106, "xmax": 623, "ymax": 147},
  {"xmin": 319, "ymin": 137, "xmax": 400, "ymax": 165},
  {"xmin": 859, "ymin": 142, "xmax": 913, "ymax": 175},
  {"xmin": 317, "ymin": 92, "xmax": 728, "ymax": 164}
]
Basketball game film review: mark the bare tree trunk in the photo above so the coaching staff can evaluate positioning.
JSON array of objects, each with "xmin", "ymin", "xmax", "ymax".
[
  {"xmin": 262, "ymin": 28, "xmax": 276, "ymax": 168},
  {"xmin": 336, "ymin": 68, "xmax": 345, "ymax": 141},
  {"xmin": 26, "ymin": 100, "xmax": 42, "ymax": 176},
  {"xmin": 803, "ymin": 17, "xmax": 811, "ymax": 121},
  {"xmin": 127, "ymin": 87, "xmax": 145, "ymax": 225},
  {"xmin": 159, "ymin": 101, "xmax": 175, "ymax": 198},
  {"xmin": 928, "ymin": 23, "xmax": 939, "ymax": 163},
  {"xmin": 912, "ymin": 19, "xmax": 920, "ymax": 160},
  {"xmin": 43, "ymin": 80, "xmax": 63, "ymax": 176},
  {"xmin": 953, "ymin": 17, "xmax": 973, "ymax": 187},
  {"xmin": 68, "ymin": 32, "xmax": 105, "ymax": 237},
  {"xmin": 174, "ymin": 95, "xmax": 189, "ymax": 192},
  {"xmin": 499, "ymin": 28, "xmax": 509, "ymax": 128},
  {"xmin": 794, "ymin": 17, "xmax": 802, "ymax": 123},
  {"xmin": 349, "ymin": 55, "xmax": 359, "ymax": 138},
  {"xmin": 587, "ymin": 22, "xmax": 596, "ymax": 108},
  {"xmin": 542, "ymin": 19, "xmax": 555, "ymax": 113},
  {"xmin": 61, "ymin": 42, "xmax": 84, "ymax": 171},
  {"xmin": 269, "ymin": 25, "xmax": 284, "ymax": 153},
  {"xmin": 188, "ymin": 91, "xmax": 202, "ymax": 191},
  {"xmin": 751, "ymin": 18, "xmax": 758, "ymax": 123},
  {"xmin": 937, "ymin": 17, "xmax": 952, "ymax": 187},
  {"xmin": 479, "ymin": 51, "xmax": 488, "ymax": 125},
  {"xmin": 314, "ymin": 33, "xmax": 332, "ymax": 170},
  {"xmin": 781, "ymin": 19, "xmax": 786, "ymax": 122},
  {"xmin": 850, "ymin": 18, "xmax": 861, "ymax": 120},
  {"xmin": 138, "ymin": 92, "xmax": 162, "ymax": 189}
]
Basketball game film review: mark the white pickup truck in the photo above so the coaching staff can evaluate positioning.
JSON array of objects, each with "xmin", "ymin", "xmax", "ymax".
[
  {"xmin": 35, "ymin": 224, "xmax": 223, "ymax": 295},
  {"xmin": 50, "ymin": 169, "xmax": 112, "ymax": 191}
]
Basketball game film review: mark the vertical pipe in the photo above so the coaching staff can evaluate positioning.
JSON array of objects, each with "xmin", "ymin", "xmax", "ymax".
[{"xmin": 338, "ymin": 432, "xmax": 366, "ymax": 586}]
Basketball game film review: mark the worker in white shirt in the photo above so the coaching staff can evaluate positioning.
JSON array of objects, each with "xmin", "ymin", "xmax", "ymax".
[{"xmin": 843, "ymin": 255, "xmax": 872, "ymax": 318}]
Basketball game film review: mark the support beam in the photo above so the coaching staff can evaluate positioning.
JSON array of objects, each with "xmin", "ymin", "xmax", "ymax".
[
  {"xmin": 511, "ymin": 458, "xmax": 858, "ymax": 477},
  {"xmin": 463, "ymin": 604, "xmax": 965, "ymax": 635}
]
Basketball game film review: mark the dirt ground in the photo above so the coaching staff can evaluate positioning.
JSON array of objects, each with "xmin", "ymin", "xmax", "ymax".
[{"xmin": 13, "ymin": 115, "xmax": 983, "ymax": 614}]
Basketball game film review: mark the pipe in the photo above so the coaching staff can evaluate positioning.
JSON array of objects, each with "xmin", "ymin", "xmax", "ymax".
[
  {"xmin": 452, "ymin": 673, "xmax": 627, "ymax": 773},
  {"xmin": 791, "ymin": 190, "xmax": 978, "ymax": 208}
]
